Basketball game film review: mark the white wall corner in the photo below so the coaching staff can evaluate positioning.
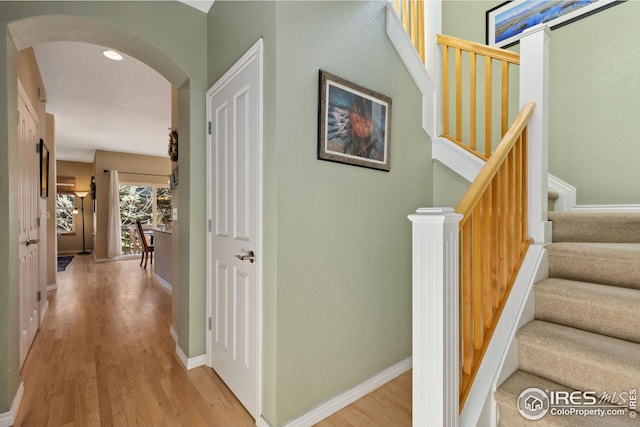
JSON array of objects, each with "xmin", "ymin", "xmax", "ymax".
[
  {"xmin": 386, "ymin": 4, "xmax": 437, "ymax": 140},
  {"xmin": 0, "ymin": 382, "xmax": 24, "ymax": 427},
  {"xmin": 175, "ymin": 344, "xmax": 206, "ymax": 370}
]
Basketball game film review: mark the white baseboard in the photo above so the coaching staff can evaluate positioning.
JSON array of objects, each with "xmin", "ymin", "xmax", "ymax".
[
  {"xmin": 40, "ymin": 300, "xmax": 49, "ymax": 327},
  {"xmin": 570, "ymin": 204, "xmax": 640, "ymax": 212},
  {"xmin": 175, "ymin": 344, "xmax": 206, "ymax": 370},
  {"xmin": 169, "ymin": 324, "xmax": 178, "ymax": 345},
  {"xmin": 282, "ymin": 357, "xmax": 412, "ymax": 427},
  {"xmin": 153, "ymin": 274, "xmax": 172, "ymax": 294},
  {"xmin": 0, "ymin": 382, "xmax": 24, "ymax": 427},
  {"xmin": 259, "ymin": 415, "xmax": 274, "ymax": 427}
]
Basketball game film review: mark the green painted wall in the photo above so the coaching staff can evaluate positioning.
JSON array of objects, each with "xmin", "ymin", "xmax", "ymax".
[
  {"xmin": 0, "ymin": 0, "xmax": 207, "ymax": 413},
  {"xmin": 209, "ymin": 1, "xmax": 430, "ymax": 424},
  {"xmin": 0, "ymin": 30, "xmax": 20, "ymax": 414},
  {"xmin": 548, "ymin": 0, "xmax": 640, "ymax": 205},
  {"xmin": 442, "ymin": 0, "xmax": 640, "ymax": 205}
]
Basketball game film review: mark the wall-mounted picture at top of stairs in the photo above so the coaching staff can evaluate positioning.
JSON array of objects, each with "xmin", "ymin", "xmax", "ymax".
[
  {"xmin": 487, "ymin": 0, "xmax": 624, "ymax": 48},
  {"xmin": 318, "ymin": 70, "xmax": 391, "ymax": 172}
]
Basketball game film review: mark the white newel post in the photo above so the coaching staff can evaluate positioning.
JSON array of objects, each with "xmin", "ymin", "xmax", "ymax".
[
  {"xmin": 519, "ymin": 24, "xmax": 551, "ymax": 244},
  {"xmin": 408, "ymin": 208, "xmax": 462, "ymax": 427}
]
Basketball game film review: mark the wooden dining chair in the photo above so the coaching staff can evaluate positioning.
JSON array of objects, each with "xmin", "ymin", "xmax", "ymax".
[
  {"xmin": 127, "ymin": 225, "xmax": 142, "ymax": 254},
  {"xmin": 135, "ymin": 220, "xmax": 154, "ymax": 268}
]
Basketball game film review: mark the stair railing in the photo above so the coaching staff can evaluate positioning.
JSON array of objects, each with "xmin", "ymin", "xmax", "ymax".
[
  {"xmin": 408, "ymin": 24, "xmax": 550, "ymax": 426},
  {"xmin": 393, "ymin": 0, "xmax": 425, "ymax": 62},
  {"xmin": 456, "ymin": 102, "xmax": 534, "ymax": 406},
  {"xmin": 437, "ymin": 34, "xmax": 520, "ymax": 161}
]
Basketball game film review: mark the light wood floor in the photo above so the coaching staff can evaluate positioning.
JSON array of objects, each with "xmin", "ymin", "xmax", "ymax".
[{"xmin": 14, "ymin": 255, "xmax": 411, "ymax": 427}]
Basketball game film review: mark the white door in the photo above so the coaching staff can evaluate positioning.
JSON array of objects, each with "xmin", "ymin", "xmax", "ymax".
[
  {"xmin": 18, "ymin": 83, "xmax": 40, "ymax": 367},
  {"xmin": 206, "ymin": 39, "xmax": 263, "ymax": 419}
]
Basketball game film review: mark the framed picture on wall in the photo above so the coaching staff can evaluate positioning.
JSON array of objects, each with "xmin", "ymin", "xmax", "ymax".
[
  {"xmin": 317, "ymin": 70, "xmax": 392, "ymax": 172},
  {"xmin": 39, "ymin": 139, "xmax": 49, "ymax": 198},
  {"xmin": 487, "ymin": 0, "xmax": 624, "ymax": 48}
]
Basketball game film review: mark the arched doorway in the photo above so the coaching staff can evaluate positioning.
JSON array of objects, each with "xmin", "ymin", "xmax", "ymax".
[{"xmin": 1, "ymin": 5, "xmax": 208, "ymax": 418}]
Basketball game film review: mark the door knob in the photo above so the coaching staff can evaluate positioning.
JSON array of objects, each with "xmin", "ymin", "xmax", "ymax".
[
  {"xmin": 26, "ymin": 238, "xmax": 40, "ymax": 246},
  {"xmin": 235, "ymin": 250, "xmax": 255, "ymax": 263}
]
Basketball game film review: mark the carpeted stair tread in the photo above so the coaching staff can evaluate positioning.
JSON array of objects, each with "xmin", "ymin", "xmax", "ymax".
[
  {"xmin": 517, "ymin": 320, "xmax": 640, "ymax": 395},
  {"xmin": 535, "ymin": 278, "xmax": 640, "ymax": 344},
  {"xmin": 548, "ymin": 211, "xmax": 640, "ymax": 243},
  {"xmin": 495, "ymin": 370, "xmax": 638, "ymax": 426},
  {"xmin": 547, "ymin": 242, "xmax": 640, "ymax": 290}
]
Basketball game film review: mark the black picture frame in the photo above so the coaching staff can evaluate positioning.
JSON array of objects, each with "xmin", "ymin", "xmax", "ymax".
[
  {"xmin": 318, "ymin": 70, "xmax": 392, "ymax": 172},
  {"xmin": 39, "ymin": 139, "xmax": 49, "ymax": 198},
  {"xmin": 486, "ymin": 0, "xmax": 625, "ymax": 48}
]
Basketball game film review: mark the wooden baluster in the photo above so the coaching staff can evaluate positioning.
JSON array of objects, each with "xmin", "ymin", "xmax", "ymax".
[
  {"xmin": 508, "ymin": 149, "xmax": 516, "ymax": 276},
  {"xmin": 515, "ymin": 140, "xmax": 522, "ymax": 249},
  {"xmin": 499, "ymin": 162, "xmax": 508, "ymax": 295},
  {"xmin": 501, "ymin": 60, "xmax": 509, "ymax": 137},
  {"xmin": 482, "ymin": 191, "xmax": 492, "ymax": 328},
  {"xmin": 462, "ymin": 221, "xmax": 473, "ymax": 375},
  {"xmin": 470, "ymin": 52, "xmax": 477, "ymax": 152},
  {"xmin": 456, "ymin": 48, "xmax": 462, "ymax": 142},
  {"xmin": 418, "ymin": 0, "xmax": 425, "ymax": 62},
  {"xmin": 485, "ymin": 57, "xmax": 493, "ymax": 157},
  {"xmin": 472, "ymin": 209, "xmax": 483, "ymax": 350},
  {"xmin": 442, "ymin": 45, "xmax": 450, "ymax": 136},
  {"xmin": 522, "ymin": 130, "xmax": 529, "ymax": 244},
  {"xmin": 401, "ymin": 0, "xmax": 409, "ymax": 34},
  {"xmin": 491, "ymin": 175, "xmax": 501, "ymax": 308},
  {"xmin": 410, "ymin": 0, "xmax": 417, "ymax": 51}
]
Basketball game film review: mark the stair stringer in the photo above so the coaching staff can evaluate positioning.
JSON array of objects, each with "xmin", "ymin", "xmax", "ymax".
[
  {"xmin": 459, "ymin": 244, "xmax": 548, "ymax": 427},
  {"xmin": 433, "ymin": 136, "xmax": 484, "ymax": 182},
  {"xmin": 386, "ymin": 4, "xmax": 438, "ymax": 141}
]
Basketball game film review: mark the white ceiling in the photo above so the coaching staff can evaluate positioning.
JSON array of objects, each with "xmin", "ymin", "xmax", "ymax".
[
  {"xmin": 33, "ymin": 41, "xmax": 172, "ymax": 163},
  {"xmin": 31, "ymin": 0, "xmax": 214, "ymax": 164}
]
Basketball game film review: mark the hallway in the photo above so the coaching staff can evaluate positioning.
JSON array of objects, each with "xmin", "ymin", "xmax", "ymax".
[
  {"xmin": 14, "ymin": 256, "xmax": 254, "ymax": 427},
  {"xmin": 14, "ymin": 255, "xmax": 411, "ymax": 426}
]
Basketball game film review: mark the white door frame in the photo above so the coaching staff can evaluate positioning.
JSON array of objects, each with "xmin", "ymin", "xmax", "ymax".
[{"xmin": 205, "ymin": 38, "xmax": 263, "ymax": 423}]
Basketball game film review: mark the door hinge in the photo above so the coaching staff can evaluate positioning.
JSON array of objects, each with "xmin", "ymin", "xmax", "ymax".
[
  {"xmin": 208, "ymin": 219, "xmax": 212, "ymax": 232},
  {"xmin": 208, "ymin": 317, "xmax": 212, "ymax": 331},
  {"xmin": 208, "ymin": 121, "xmax": 212, "ymax": 135},
  {"xmin": 37, "ymin": 291, "xmax": 41, "ymax": 302}
]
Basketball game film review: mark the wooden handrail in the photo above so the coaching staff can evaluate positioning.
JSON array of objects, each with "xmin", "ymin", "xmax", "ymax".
[
  {"xmin": 455, "ymin": 102, "xmax": 534, "ymax": 406},
  {"xmin": 456, "ymin": 103, "xmax": 534, "ymax": 218},
  {"xmin": 437, "ymin": 34, "xmax": 519, "ymax": 65},
  {"xmin": 437, "ymin": 34, "xmax": 520, "ymax": 160}
]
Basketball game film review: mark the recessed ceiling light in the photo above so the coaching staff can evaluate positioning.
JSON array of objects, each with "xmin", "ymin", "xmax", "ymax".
[{"xmin": 103, "ymin": 50, "xmax": 124, "ymax": 61}]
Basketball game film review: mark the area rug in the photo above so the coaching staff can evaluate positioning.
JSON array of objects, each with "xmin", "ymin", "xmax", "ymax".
[{"xmin": 57, "ymin": 256, "xmax": 74, "ymax": 272}]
